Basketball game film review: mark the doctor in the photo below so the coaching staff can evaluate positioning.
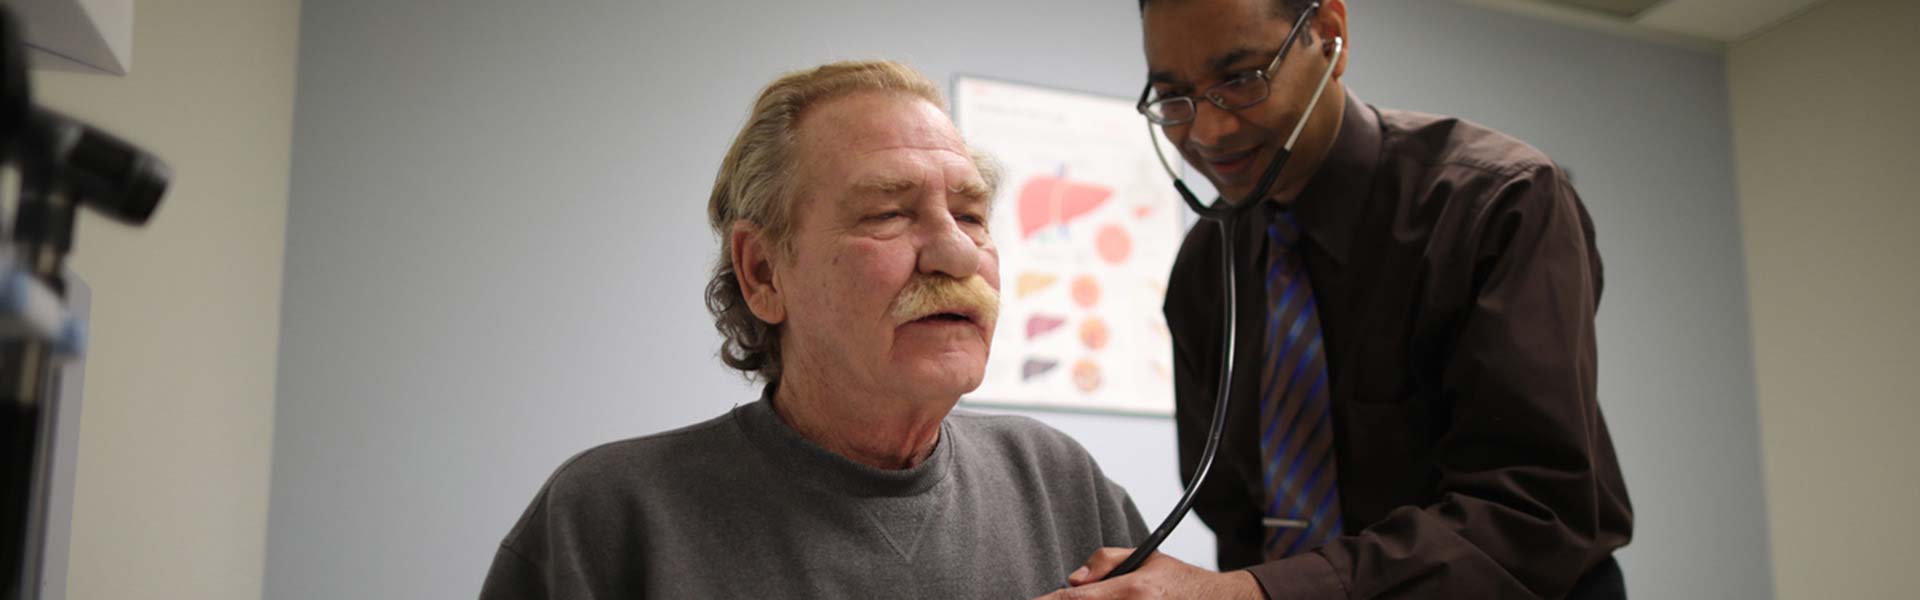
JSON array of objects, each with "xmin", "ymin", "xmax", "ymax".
[{"xmin": 1042, "ymin": 1, "xmax": 1633, "ymax": 598}]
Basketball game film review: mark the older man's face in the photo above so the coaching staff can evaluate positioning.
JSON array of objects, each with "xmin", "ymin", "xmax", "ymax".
[{"xmin": 773, "ymin": 91, "xmax": 1001, "ymax": 403}]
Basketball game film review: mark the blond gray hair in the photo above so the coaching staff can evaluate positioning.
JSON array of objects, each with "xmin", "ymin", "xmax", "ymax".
[{"xmin": 705, "ymin": 60, "xmax": 1000, "ymax": 382}]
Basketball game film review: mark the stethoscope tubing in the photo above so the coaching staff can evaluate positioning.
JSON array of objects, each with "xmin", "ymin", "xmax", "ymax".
[{"xmin": 1101, "ymin": 34, "xmax": 1344, "ymax": 582}]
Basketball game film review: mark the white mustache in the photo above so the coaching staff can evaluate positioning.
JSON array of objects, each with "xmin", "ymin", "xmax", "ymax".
[{"xmin": 889, "ymin": 274, "xmax": 1000, "ymax": 326}]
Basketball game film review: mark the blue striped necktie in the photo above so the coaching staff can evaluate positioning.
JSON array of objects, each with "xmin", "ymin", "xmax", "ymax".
[{"xmin": 1258, "ymin": 211, "xmax": 1342, "ymax": 560}]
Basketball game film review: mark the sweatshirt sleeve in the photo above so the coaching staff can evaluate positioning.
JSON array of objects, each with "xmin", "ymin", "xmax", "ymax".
[
  {"xmin": 479, "ymin": 448, "xmax": 643, "ymax": 600},
  {"xmin": 478, "ymin": 542, "xmax": 549, "ymax": 600},
  {"xmin": 1102, "ymin": 476, "xmax": 1151, "ymax": 547}
]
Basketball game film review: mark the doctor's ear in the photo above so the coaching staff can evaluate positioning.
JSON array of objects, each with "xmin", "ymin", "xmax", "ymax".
[
  {"xmin": 1317, "ymin": 33, "xmax": 1348, "ymax": 80},
  {"xmin": 1313, "ymin": 0, "xmax": 1350, "ymax": 56}
]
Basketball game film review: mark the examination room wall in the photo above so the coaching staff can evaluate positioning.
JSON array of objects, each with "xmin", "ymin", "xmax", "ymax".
[
  {"xmin": 1730, "ymin": 0, "xmax": 1920, "ymax": 596},
  {"xmin": 264, "ymin": 0, "xmax": 1768, "ymax": 598}
]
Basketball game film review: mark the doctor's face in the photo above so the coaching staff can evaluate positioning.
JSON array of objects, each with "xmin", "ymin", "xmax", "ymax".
[{"xmin": 1142, "ymin": 0, "xmax": 1345, "ymax": 204}]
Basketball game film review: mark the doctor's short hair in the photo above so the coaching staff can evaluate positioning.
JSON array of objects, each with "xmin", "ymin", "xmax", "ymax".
[
  {"xmin": 1138, "ymin": 0, "xmax": 1318, "ymax": 23},
  {"xmin": 703, "ymin": 59, "xmax": 1000, "ymax": 383}
]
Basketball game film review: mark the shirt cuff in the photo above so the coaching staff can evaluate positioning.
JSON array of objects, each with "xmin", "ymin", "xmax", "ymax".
[{"xmin": 1244, "ymin": 552, "xmax": 1346, "ymax": 600}]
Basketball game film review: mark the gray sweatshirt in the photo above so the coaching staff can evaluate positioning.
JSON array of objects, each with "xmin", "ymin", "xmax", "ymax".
[{"xmin": 479, "ymin": 394, "xmax": 1148, "ymax": 599}]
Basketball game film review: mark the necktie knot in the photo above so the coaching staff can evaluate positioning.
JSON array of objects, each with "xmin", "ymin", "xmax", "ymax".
[{"xmin": 1267, "ymin": 210, "xmax": 1305, "ymax": 252}]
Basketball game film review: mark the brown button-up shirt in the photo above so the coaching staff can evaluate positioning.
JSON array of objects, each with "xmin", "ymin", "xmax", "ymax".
[{"xmin": 1163, "ymin": 91, "xmax": 1633, "ymax": 598}]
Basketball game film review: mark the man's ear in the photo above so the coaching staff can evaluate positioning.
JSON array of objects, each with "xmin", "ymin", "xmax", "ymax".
[
  {"xmin": 730, "ymin": 222, "xmax": 786, "ymax": 325},
  {"xmin": 1320, "ymin": 0, "xmax": 1350, "ymax": 79}
]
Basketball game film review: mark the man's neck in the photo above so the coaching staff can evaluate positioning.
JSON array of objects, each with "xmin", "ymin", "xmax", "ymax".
[
  {"xmin": 770, "ymin": 368, "xmax": 949, "ymax": 471},
  {"xmin": 1267, "ymin": 83, "xmax": 1348, "ymax": 207}
]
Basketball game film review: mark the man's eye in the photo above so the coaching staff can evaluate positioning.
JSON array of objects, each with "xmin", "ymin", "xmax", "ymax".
[
  {"xmin": 865, "ymin": 211, "xmax": 906, "ymax": 222},
  {"xmin": 957, "ymin": 213, "xmax": 987, "ymax": 226},
  {"xmin": 1222, "ymin": 71, "xmax": 1264, "ymax": 87}
]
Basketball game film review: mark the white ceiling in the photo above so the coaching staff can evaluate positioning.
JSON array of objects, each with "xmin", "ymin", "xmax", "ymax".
[
  {"xmin": 1636, "ymin": 0, "xmax": 1829, "ymax": 40},
  {"xmin": 1460, "ymin": 0, "xmax": 1830, "ymax": 48}
]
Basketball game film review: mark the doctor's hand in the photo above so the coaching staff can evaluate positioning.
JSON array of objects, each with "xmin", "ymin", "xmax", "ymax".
[{"xmin": 1030, "ymin": 548, "xmax": 1262, "ymax": 600}]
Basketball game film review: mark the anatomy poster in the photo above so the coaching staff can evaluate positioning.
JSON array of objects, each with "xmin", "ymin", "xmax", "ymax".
[{"xmin": 954, "ymin": 76, "xmax": 1187, "ymax": 417}]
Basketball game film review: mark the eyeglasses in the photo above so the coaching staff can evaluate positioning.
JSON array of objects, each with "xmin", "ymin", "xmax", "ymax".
[{"xmin": 1135, "ymin": 3, "xmax": 1321, "ymax": 126}]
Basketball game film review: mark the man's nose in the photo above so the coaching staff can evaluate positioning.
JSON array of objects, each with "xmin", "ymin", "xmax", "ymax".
[
  {"xmin": 917, "ymin": 211, "xmax": 981, "ymax": 279},
  {"xmin": 1184, "ymin": 100, "xmax": 1238, "ymax": 149}
]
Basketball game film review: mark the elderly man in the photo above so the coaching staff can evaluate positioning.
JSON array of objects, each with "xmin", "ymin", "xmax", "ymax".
[{"xmin": 478, "ymin": 60, "xmax": 1146, "ymax": 598}]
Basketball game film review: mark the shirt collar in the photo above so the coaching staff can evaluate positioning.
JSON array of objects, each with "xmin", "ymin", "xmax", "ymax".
[
  {"xmin": 738, "ymin": 380, "xmax": 953, "ymax": 498},
  {"xmin": 1274, "ymin": 88, "xmax": 1380, "ymax": 266}
]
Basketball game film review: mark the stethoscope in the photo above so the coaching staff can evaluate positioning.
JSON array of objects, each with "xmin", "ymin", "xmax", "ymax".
[{"xmin": 1101, "ymin": 8, "xmax": 1344, "ymax": 580}]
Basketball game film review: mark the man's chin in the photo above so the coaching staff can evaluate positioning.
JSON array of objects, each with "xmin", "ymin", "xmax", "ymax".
[
  {"xmin": 1205, "ymin": 152, "xmax": 1287, "ymax": 202},
  {"xmin": 1214, "ymin": 187, "xmax": 1256, "ymax": 205},
  {"xmin": 894, "ymin": 356, "xmax": 986, "ymax": 397}
]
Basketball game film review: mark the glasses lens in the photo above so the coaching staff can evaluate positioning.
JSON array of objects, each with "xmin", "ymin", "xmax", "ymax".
[
  {"xmin": 1212, "ymin": 73, "xmax": 1271, "ymax": 110},
  {"xmin": 1147, "ymin": 97, "xmax": 1196, "ymax": 124}
]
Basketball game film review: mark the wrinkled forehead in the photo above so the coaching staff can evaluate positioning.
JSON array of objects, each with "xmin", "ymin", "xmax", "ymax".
[
  {"xmin": 795, "ymin": 92, "xmax": 978, "ymax": 185},
  {"xmin": 812, "ymin": 93, "xmax": 963, "ymax": 151}
]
